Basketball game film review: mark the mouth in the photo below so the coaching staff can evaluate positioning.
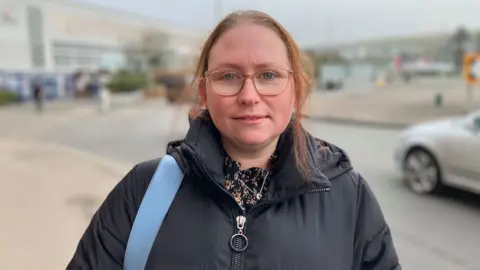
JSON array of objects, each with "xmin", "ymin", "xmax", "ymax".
[
  {"xmin": 233, "ymin": 115, "xmax": 268, "ymax": 120},
  {"xmin": 232, "ymin": 115, "xmax": 268, "ymax": 123},
  {"xmin": 234, "ymin": 116, "xmax": 266, "ymax": 120}
]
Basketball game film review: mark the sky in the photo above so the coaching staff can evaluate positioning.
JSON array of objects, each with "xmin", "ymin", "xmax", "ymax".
[{"xmin": 76, "ymin": 0, "xmax": 480, "ymax": 47}]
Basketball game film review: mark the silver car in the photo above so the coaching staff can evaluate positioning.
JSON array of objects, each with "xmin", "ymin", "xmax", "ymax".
[{"xmin": 394, "ymin": 109, "xmax": 480, "ymax": 195}]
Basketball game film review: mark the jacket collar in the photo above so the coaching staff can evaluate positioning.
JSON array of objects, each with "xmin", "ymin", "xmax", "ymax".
[{"xmin": 167, "ymin": 115, "xmax": 352, "ymax": 198}]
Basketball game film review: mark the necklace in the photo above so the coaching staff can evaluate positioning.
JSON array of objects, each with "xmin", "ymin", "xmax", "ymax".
[{"xmin": 239, "ymin": 170, "xmax": 270, "ymax": 200}]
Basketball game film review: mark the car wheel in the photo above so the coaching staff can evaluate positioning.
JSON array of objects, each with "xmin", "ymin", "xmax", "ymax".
[{"xmin": 403, "ymin": 148, "xmax": 441, "ymax": 194}]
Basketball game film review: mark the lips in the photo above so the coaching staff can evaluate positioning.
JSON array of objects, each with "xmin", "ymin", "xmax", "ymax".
[
  {"xmin": 233, "ymin": 115, "xmax": 267, "ymax": 120},
  {"xmin": 234, "ymin": 116, "xmax": 265, "ymax": 120},
  {"xmin": 232, "ymin": 114, "xmax": 267, "ymax": 124}
]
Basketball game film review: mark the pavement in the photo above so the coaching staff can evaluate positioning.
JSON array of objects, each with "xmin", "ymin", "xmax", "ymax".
[
  {"xmin": 0, "ymin": 139, "xmax": 131, "ymax": 270},
  {"xmin": 306, "ymin": 78, "xmax": 480, "ymax": 129}
]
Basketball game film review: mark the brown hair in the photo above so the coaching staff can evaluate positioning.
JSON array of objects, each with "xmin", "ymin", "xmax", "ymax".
[{"xmin": 188, "ymin": 10, "xmax": 313, "ymax": 180}]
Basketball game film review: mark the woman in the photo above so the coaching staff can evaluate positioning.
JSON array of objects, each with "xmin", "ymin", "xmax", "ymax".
[{"xmin": 68, "ymin": 10, "xmax": 400, "ymax": 270}]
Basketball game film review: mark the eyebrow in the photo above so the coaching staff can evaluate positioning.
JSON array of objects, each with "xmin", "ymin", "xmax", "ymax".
[{"xmin": 210, "ymin": 62, "xmax": 286, "ymax": 71}]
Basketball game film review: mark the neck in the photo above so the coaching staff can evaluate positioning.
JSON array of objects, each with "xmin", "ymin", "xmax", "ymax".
[{"xmin": 222, "ymin": 136, "xmax": 279, "ymax": 170}]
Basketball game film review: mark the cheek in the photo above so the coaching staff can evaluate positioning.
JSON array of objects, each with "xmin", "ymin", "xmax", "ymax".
[
  {"xmin": 269, "ymin": 88, "xmax": 295, "ymax": 117},
  {"xmin": 206, "ymin": 91, "xmax": 233, "ymax": 117}
]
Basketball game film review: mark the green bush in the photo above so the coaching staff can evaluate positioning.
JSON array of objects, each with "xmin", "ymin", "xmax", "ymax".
[
  {"xmin": 0, "ymin": 90, "xmax": 17, "ymax": 106},
  {"xmin": 107, "ymin": 73, "xmax": 147, "ymax": 93}
]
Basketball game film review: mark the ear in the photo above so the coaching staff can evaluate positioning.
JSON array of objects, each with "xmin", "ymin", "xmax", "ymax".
[{"xmin": 198, "ymin": 77, "xmax": 208, "ymax": 108}]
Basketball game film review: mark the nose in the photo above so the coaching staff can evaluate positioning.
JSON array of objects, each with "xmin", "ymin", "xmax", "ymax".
[{"xmin": 237, "ymin": 78, "xmax": 261, "ymax": 105}]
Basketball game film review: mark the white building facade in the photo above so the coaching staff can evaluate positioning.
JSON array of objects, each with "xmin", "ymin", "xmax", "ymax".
[{"xmin": 0, "ymin": 0, "xmax": 205, "ymax": 73}]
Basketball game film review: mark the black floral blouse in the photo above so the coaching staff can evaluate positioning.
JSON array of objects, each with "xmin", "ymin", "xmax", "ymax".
[{"xmin": 224, "ymin": 153, "xmax": 277, "ymax": 211}]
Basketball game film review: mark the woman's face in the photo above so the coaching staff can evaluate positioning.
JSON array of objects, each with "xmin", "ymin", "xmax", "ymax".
[{"xmin": 200, "ymin": 23, "xmax": 295, "ymax": 149}]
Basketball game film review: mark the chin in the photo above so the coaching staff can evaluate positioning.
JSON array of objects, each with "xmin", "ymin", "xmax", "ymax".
[{"xmin": 235, "ymin": 132, "xmax": 273, "ymax": 146}]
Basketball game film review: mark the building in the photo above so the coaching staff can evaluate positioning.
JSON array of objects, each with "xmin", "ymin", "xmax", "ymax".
[
  {"xmin": 312, "ymin": 30, "xmax": 480, "ymax": 62},
  {"xmin": 336, "ymin": 32, "xmax": 452, "ymax": 60},
  {"xmin": 0, "ymin": 0, "xmax": 206, "ymax": 73}
]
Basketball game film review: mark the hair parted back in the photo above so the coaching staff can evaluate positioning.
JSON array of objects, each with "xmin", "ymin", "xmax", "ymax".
[{"xmin": 188, "ymin": 10, "xmax": 313, "ymax": 180}]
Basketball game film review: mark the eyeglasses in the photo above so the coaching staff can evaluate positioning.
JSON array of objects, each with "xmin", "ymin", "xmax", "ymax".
[{"xmin": 204, "ymin": 69, "xmax": 294, "ymax": 96}]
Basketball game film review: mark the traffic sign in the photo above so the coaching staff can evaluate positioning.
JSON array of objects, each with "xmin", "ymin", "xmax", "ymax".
[{"xmin": 463, "ymin": 53, "xmax": 480, "ymax": 84}]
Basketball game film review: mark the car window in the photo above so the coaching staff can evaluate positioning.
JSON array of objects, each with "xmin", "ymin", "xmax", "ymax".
[
  {"xmin": 474, "ymin": 116, "xmax": 480, "ymax": 129},
  {"xmin": 466, "ymin": 110, "xmax": 480, "ymax": 129}
]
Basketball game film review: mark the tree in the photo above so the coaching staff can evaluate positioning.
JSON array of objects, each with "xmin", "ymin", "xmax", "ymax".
[
  {"xmin": 123, "ymin": 30, "xmax": 171, "ymax": 70},
  {"xmin": 122, "ymin": 30, "xmax": 171, "ymax": 89}
]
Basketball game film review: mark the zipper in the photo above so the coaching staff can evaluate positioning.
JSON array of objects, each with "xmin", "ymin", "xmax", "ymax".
[
  {"xmin": 183, "ymin": 144, "xmax": 331, "ymax": 269},
  {"xmin": 230, "ymin": 215, "xmax": 247, "ymax": 270},
  {"xmin": 183, "ymin": 147, "xmax": 247, "ymax": 270},
  {"xmin": 228, "ymin": 187, "xmax": 331, "ymax": 270},
  {"xmin": 307, "ymin": 187, "xmax": 331, "ymax": 193}
]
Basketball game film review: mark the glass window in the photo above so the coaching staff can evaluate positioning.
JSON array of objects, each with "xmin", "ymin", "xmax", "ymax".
[{"xmin": 54, "ymin": 56, "xmax": 71, "ymax": 66}]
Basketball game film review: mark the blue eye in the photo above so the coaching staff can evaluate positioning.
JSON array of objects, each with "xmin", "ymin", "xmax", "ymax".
[
  {"xmin": 223, "ymin": 73, "xmax": 236, "ymax": 80},
  {"xmin": 261, "ymin": 72, "xmax": 276, "ymax": 80}
]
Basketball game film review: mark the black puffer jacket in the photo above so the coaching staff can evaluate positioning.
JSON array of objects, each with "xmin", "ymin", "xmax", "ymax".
[{"xmin": 67, "ymin": 118, "xmax": 401, "ymax": 270}]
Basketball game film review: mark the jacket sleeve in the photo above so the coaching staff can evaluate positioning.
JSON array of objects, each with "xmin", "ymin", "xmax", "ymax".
[
  {"xmin": 66, "ymin": 163, "xmax": 153, "ymax": 270},
  {"xmin": 353, "ymin": 173, "xmax": 401, "ymax": 270}
]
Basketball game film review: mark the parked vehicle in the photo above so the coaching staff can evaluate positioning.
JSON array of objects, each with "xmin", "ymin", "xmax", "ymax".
[{"xmin": 318, "ymin": 65, "xmax": 345, "ymax": 91}]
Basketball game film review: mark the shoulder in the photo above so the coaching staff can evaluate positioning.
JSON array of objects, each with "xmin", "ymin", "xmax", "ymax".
[
  {"xmin": 309, "ymin": 136, "xmax": 355, "ymax": 182},
  {"xmin": 327, "ymin": 167, "xmax": 370, "ymax": 205},
  {"xmin": 324, "ymin": 166, "xmax": 389, "ymax": 244},
  {"xmin": 117, "ymin": 158, "xmax": 161, "ymax": 212},
  {"xmin": 66, "ymin": 157, "xmax": 162, "ymax": 268},
  {"xmin": 123, "ymin": 154, "xmax": 188, "ymax": 211},
  {"xmin": 309, "ymin": 137, "xmax": 380, "ymax": 216},
  {"xmin": 347, "ymin": 170, "xmax": 388, "ymax": 240},
  {"xmin": 133, "ymin": 158, "xmax": 162, "ymax": 183}
]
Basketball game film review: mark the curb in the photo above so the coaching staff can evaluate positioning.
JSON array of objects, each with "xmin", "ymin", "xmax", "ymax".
[{"xmin": 303, "ymin": 115, "xmax": 411, "ymax": 130}]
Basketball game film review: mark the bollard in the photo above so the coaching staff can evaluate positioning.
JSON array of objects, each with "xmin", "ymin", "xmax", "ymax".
[{"xmin": 434, "ymin": 92, "xmax": 443, "ymax": 107}]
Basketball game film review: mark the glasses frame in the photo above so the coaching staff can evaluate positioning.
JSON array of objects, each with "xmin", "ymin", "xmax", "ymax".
[{"xmin": 203, "ymin": 68, "xmax": 294, "ymax": 96}]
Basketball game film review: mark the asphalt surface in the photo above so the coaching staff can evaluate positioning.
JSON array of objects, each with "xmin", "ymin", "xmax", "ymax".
[{"xmin": 2, "ymin": 101, "xmax": 480, "ymax": 270}]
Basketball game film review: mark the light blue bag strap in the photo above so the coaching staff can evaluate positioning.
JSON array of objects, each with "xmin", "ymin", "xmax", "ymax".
[{"xmin": 124, "ymin": 154, "xmax": 184, "ymax": 270}]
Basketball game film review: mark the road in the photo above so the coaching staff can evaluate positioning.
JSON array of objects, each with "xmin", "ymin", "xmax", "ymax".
[{"xmin": 2, "ymin": 101, "xmax": 480, "ymax": 270}]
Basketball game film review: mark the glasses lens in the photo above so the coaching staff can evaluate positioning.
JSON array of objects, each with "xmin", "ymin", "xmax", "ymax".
[
  {"xmin": 208, "ymin": 70, "xmax": 243, "ymax": 96},
  {"xmin": 254, "ymin": 70, "xmax": 290, "ymax": 95},
  {"xmin": 207, "ymin": 69, "xmax": 291, "ymax": 96}
]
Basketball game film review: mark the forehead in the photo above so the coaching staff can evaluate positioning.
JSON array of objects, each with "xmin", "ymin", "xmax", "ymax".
[{"xmin": 208, "ymin": 23, "xmax": 291, "ymax": 70}]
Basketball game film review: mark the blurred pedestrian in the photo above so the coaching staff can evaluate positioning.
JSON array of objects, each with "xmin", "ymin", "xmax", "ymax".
[
  {"xmin": 32, "ymin": 81, "xmax": 43, "ymax": 113},
  {"xmin": 97, "ymin": 71, "xmax": 111, "ymax": 113},
  {"xmin": 67, "ymin": 10, "xmax": 400, "ymax": 270}
]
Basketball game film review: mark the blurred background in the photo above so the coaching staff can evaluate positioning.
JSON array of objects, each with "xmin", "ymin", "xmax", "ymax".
[{"xmin": 1, "ymin": 0, "xmax": 480, "ymax": 269}]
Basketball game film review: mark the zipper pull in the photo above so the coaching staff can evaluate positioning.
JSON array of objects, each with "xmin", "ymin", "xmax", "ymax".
[
  {"xmin": 236, "ymin": 215, "xmax": 246, "ymax": 233},
  {"xmin": 230, "ymin": 215, "xmax": 248, "ymax": 252}
]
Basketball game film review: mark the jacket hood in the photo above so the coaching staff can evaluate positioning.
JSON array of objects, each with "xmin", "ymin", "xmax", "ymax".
[{"xmin": 167, "ymin": 115, "xmax": 353, "ymax": 197}]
